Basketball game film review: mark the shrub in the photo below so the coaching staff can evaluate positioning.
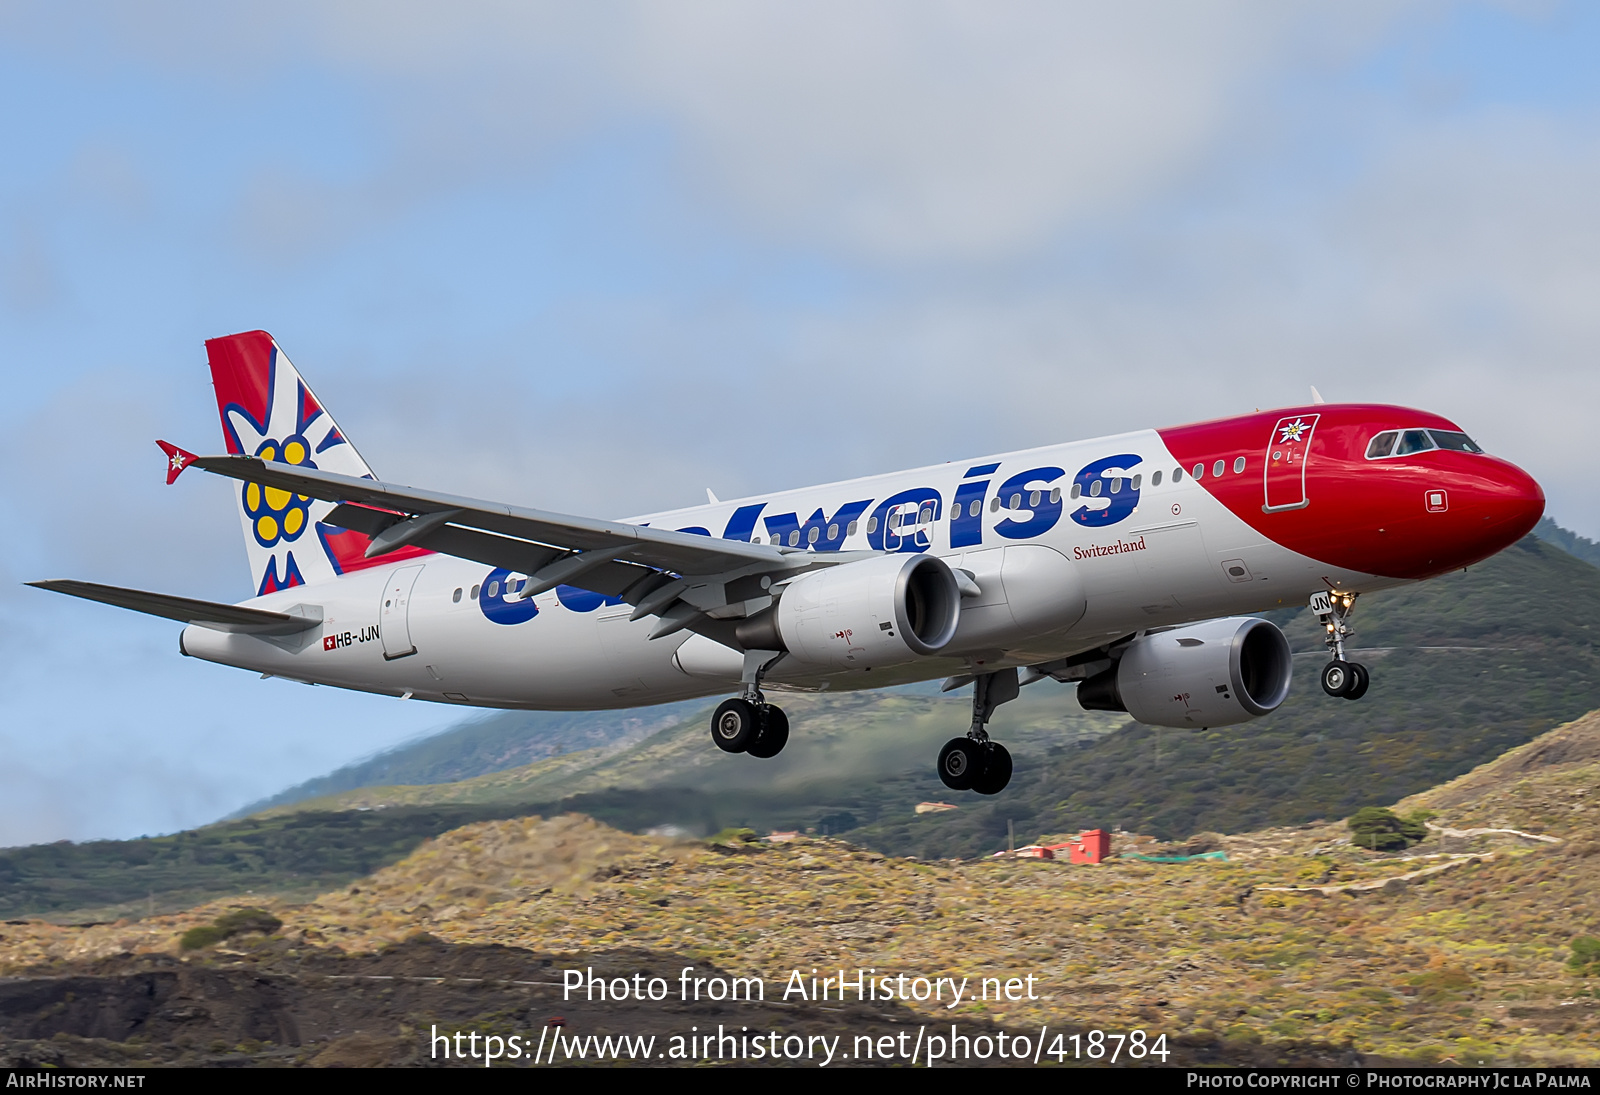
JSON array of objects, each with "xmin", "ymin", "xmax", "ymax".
[
  {"xmin": 179, "ymin": 925, "xmax": 226, "ymax": 951},
  {"xmin": 1347, "ymin": 807, "xmax": 1428, "ymax": 851},
  {"xmin": 1569, "ymin": 936, "xmax": 1600, "ymax": 976},
  {"xmin": 178, "ymin": 907, "xmax": 283, "ymax": 950}
]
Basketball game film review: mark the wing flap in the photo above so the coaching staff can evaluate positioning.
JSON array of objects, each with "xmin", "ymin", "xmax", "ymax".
[{"xmin": 28, "ymin": 580, "xmax": 321, "ymax": 636}]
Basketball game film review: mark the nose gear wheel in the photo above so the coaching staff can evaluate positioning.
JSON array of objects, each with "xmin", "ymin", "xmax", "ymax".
[{"xmin": 1317, "ymin": 592, "xmax": 1370, "ymax": 702}]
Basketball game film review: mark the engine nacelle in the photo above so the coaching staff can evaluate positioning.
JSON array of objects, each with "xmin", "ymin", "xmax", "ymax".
[
  {"xmin": 1077, "ymin": 616, "xmax": 1293, "ymax": 728},
  {"xmin": 735, "ymin": 553, "xmax": 961, "ymax": 670}
]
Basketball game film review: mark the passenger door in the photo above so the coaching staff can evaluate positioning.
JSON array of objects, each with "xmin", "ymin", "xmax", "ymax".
[{"xmin": 1263, "ymin": 414, "xmax": 1318, "ymax": 512}]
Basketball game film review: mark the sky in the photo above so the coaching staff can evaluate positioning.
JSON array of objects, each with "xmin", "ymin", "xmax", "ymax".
[{"xmin": 2, "ymin": 1, "xmax": 1598, "ymax": 846}]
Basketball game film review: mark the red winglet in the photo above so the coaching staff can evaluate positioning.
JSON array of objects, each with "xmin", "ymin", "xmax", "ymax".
[{"xmin": 157, "ymin": 440, "xmax": 200, "ymax": 485}]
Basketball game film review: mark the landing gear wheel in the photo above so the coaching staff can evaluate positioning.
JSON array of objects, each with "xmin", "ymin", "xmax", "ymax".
[
  {"xmin": 711, "ymin": 698, "xmax": 761, "ymax": 753},
  {"xmin": 1321, "ymin": 660, "xmax": 1355, "ymax": 697},
  {"xmin": 937, "ymin": 737, "xmax": 983, "ymax": 791},
  {"xmin": 1344, "ymin": 662, "xmax": 1370, "ymax": 701},
  {"xmin": 971, "ymin": 742, "xmax": 1013, "ymax": 796},
  {"xmin": 747, "ymin": 705, "xmax": 789, "ymax": 758}
]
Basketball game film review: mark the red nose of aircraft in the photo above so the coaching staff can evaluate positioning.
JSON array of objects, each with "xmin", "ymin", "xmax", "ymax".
[
  {"xmin": 1471, "ymin": 456, "xmax": 1546, "ymax": 549},
  {"xmin": 1413, "ymin": 453, "xmax": 1545, "ymax": 577}
]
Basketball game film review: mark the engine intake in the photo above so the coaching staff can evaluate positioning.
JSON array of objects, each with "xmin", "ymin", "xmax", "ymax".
[
  {"xmin": 1077, "ymin": 616, "xmax": 1293, "ymax": 728},
  {"xmin": 735, "ymin": 553, "xmax": 961, "ymax": 669}
]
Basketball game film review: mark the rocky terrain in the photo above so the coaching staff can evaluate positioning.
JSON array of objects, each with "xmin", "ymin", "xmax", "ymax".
[{"xmin": 2, "ymin": 710, "xmax": 1598, "ymax": 1067}]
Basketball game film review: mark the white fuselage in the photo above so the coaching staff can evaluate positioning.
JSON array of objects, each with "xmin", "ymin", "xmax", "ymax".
[{"xmin": 181, "ymin": 429, "xmax": 1389, "ymax": 709}]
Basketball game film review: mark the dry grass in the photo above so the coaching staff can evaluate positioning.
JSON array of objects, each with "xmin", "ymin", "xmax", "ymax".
[{"xmin": 5, "ymin": 712, "xmax": 1600, "ymax": 1066}]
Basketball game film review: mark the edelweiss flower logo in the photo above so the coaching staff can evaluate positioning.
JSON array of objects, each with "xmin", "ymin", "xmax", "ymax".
[
  {"xmin": 1278, "ymin": 418, "xmax": 1310, "ymax": 444},
  {"xmin": 244, "ymin": 436, "xmax": 317, "ymax": 548}
]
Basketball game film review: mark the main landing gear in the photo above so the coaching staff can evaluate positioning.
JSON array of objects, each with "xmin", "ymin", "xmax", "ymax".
[
  {"xmin": 937, "ymin": 668, "xmax": 1017, "ymax": 796},
  {"xmin": 710, "ymin": 649, "xmax": 789, "ymax": 759},
  {"xmin": 1318, "ymin": 592, "xmax": 1370, "ymax": 701}
]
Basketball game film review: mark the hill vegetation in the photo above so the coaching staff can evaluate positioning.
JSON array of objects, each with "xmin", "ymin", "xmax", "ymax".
[
  {"xmin": 236, "ymin": 700, "xmax": 710, "ymax": 815},
  {"xmin": 1535, "ymin": 517, "xmax": 1600, "ymax": 568},
  {"xmin": 3, "ymin": 709, "xmax": 1599, "ymax": 1067}
]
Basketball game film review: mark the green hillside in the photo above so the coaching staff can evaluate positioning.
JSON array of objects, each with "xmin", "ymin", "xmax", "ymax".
[
  {"xmin": 236, "ymin": 699, "xmax": 710, "ymax": 815},
  {"xmin": 1534, "ymin": 516, "xmax": 1600, "ymax": 567}
]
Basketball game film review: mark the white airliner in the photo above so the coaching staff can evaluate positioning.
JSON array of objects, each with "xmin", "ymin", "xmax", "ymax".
[{"xmin": 32, "ymin": 332, "xmax": 1545, "ymax": 794}]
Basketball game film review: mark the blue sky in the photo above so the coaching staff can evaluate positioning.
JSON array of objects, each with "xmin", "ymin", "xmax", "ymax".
[{"xmin": 3, "ymin": 1, "xmax": 1598, "ymax": 845}]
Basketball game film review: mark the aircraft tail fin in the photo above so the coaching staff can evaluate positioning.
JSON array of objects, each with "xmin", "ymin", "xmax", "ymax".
[{"xmin": 204, "ymin": 331, "xmax": 427, "ymax": 596}]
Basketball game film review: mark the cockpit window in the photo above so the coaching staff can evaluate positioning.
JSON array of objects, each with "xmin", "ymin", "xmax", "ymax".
[
  {"xmin": 1394, "ymin": 429, "xmax": 1437, "ymax": 456},
  {"xmin": 1429, "ymin": 430, "xmax": 1483, "ymax": 453},
  {"xmin": 1367, "ymin": 426, "xmax": 1481, "ymax": 460}
]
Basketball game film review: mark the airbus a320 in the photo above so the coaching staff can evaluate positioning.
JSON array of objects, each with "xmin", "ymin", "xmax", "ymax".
[{"xmin": 32, "ymin": 331, "xmax": 1545, "ymax": 795}]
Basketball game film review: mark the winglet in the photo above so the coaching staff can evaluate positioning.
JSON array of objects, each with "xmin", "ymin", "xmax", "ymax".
[
  {"xmin": 157, "ymin": 440, "xmax": 201, "ymax": 485},
  {"xmin": 1309, "ymin": 385, "xmax": 1326, "ymax": 405}
]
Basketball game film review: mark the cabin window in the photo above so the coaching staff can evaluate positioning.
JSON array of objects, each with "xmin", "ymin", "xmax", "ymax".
[
  {"xmin": 1029, "ymin": 490, "xmax": 1041, "ymax": 506},
  {"xmin": 788, "ymin": 530, "xmax": 801, "ymax": 546},
  {"xmin": 1365, "ymin": 431, "xmax": 1398, "ymax": 459},
  {"xmin": 1173, "ymin": 467, "xmax": 1183, "ymax": 482},
  {"xmin": 1213, "ymin": 459, "xmax": 1225, "ymax": 478},
  {"xmin": 1131, "ymin": 474, "xmax": 1142, "ymax": 490},
  {"xmin": 867, "ymin": 516, "xmax": 880, "ymax": 532},
  {"xmin": 919, "ymin": 506, "xmax": 933, "ymax": 523},
  {"xmin": 1049, "ymin": 487, "xmax": 1061, "ymax": 503},
  {"xmin": 969, "ymin": 500, "xmax": 981, "ymax": 517},
  {"xmin": 807, "ymin": 526, "xmax": 820, "ymax": 544},
  {"xmin": 827, "ymin": 523, "xmax": 839, "ymax": 540},
  {"xmin": 470, "ymin": 584, "xmax": 480, "ymax": 600},
  {"xmin": 847, "ymin": 520, "xmax": 859, "ymax": 536},
  {"xmin": 1089, "ymin": 480, "xmax": 1102, "ymax": 498},
  {"xmin": 1233, "ymin": 456, "xmax": 1246, "ymax": 474},
  {"xmin": 989, "ymin": 497, "xmax": 1000, "ymax": 512},
  {"xmin": 487, "ymin": 581, "xmax": 499, "ymax": 599},
  {"xmin": 452, "ymin": 588, "xmax": 462, "ymax": 603},
  {"xmin": 1070, "ymin": 483, "xmax": 1081, "ymax": 500},
  {"xmin": 1192, "ymin": 463, "xmax": 1205, "ymax": 480},
  {"xmin": 1152, "ymin": 470, "xmax": 1163, "ymax": 486}
]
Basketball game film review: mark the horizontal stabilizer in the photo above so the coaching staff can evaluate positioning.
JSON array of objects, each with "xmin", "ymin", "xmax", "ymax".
[
  {"xmin": 27, "ymin": 580, "xmax": 321, "ymax": 636},
  {"xmin": 156, "ymin": 440, "xmax": 201, "ymax": 485}
]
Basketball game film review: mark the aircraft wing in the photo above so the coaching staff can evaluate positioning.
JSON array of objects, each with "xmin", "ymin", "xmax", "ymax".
[
  {"xmin": 28, "ymin": 579, "xmax": 321, "ymax": 636},
  {"xmin": 186, "ymin": 453, "xmax": 837, "ymax": 639}
]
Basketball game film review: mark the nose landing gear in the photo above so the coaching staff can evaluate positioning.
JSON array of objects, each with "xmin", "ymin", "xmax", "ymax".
[
  {"xmin": 936, "ymin": 668, "xmax": 1017, "ymax": 795},
  {"xmin": 1317, "ymin": 592, "xmax": 1370, "ymax": 700},
  {"xmin": 710, "ymin": 649, "xmax": 790, "ymax": 758}
]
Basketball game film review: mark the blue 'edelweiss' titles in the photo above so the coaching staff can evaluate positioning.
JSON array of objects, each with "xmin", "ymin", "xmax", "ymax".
[{"xmin": 476, "ymin": 457, "xmax": 1141, "ymax": 624}]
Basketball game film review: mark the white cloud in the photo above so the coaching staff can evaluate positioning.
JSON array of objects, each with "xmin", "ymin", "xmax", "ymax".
[{"xmin": 4, "ymin": 1, "xmax": 1417, "ymax": 264}]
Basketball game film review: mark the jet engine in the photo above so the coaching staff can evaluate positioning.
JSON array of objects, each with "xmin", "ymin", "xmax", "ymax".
[
  {"xmin": 734, "ymin": 553, "xmax": 961, "ymax": 670},
  {"xmin": 1077, "ymin": 616, "xmax": 1293, "ymax": 728}
]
